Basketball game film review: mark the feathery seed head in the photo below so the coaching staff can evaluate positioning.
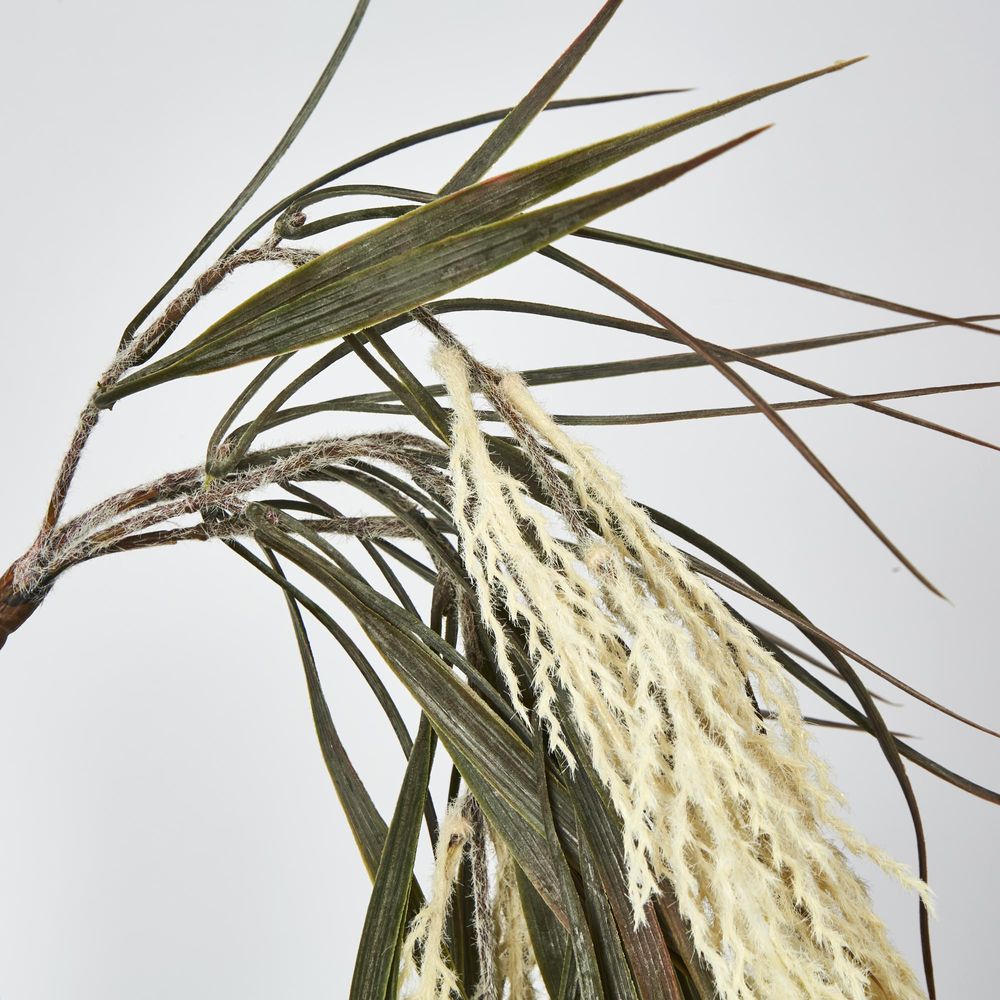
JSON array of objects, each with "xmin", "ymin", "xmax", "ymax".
[{"xmin": 435, "ymin": 344, "xmax": 929, "ymax": 1000}]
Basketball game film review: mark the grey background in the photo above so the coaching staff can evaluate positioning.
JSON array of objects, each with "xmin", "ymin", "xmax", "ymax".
[{"xmin": 0, "ymin": 0, "xmax": 997, "ymax": 996}]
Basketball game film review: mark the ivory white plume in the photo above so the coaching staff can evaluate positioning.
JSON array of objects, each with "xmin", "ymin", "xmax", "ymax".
[
  {"xmin": 400, "ymin": 795, "xmax": 474, "ymax": 1000},
  {"xmin": 399, "ymin": 794, "xmax": 538, "ymax": 1000},
  {"xmin": 491, "ymin": 832, "xmax": 539, "ymax": 1000},
  {"xmin": 434, "ymin": 343, "xmax": 929, "ymax": 1000}
]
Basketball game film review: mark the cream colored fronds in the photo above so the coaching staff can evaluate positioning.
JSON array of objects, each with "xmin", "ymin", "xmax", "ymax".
[{"xmin": 434, "ymin": 343, "xmax": 930, "ymax": 1000}]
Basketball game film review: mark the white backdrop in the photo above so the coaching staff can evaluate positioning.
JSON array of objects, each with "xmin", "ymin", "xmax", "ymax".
[{"xmin": 0, "ymin": 1, "xmax": 997, "ymax": 996}]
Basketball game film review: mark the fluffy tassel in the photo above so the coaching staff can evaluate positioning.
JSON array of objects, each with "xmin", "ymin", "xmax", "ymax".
[
  {"xmin": 434, "ymin": 343, "xmax": 929, "ymax": 1000},
  {"xmin": 400, "ymin": 795, "xmax": 474, "ymax": 1000},
  {"xmin": 400, "ymin": 793, "xmax": 539, "ymax": 1000},
  {"xmin": 491, "ymin": 833, "xmax": 539, "ymax": 1000}
]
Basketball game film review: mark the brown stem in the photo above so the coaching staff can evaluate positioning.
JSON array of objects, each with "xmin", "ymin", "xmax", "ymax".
[
  {"xmin": 38, "ymin": 241, "xmax": 315, "ymax": 544},
  {"xmin": 122, "ymin": 242, "xmax": 317, "ymax": 370},
  {"xmin": 43, "ymin": 405, "xmax": 100, "ymax": 531},
  {"xmin": 4, "ymin": 238, "xmax": 324, "ymax": 652},
  {"xmin": 0, "ymin": 564, "xmax": 44, "ymax": 651}
]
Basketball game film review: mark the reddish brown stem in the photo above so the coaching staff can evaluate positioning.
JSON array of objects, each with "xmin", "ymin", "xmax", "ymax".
[{"xmin": 0, "ymin": 564, "xmax": 44, "ymax": 651}]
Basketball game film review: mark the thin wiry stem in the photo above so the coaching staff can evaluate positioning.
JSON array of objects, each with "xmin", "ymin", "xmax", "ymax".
[
  {"xmin": 0, "ymin": 237, "xmax": 321, "ymax": 648},
  {"xmin": 39, "ymin": 241, "xmax": 317, "ymax": 541},
  {"xmin": 118, "ymin": 0, "xmax": 373, "ymax": 348},
  {"xmin": 14, "ymin": 434, "xmax": 440, "ymax": 597}
]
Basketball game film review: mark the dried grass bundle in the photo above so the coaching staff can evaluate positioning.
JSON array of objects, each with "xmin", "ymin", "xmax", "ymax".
[
  {"xmin": 401, "ymin": 794, "xmax": 475, "ymax": 1000},
  {"xmin": 436, "ymin": 343, "xmax": 929, "ymax": 999},
  {"xmin": 1, "ymin": 3, "xmax": 996, "ymax": 998}
]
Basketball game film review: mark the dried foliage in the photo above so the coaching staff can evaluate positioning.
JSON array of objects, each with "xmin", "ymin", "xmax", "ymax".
[{"xmin": 2, "ymin": 2, "xmax": 997, "ymax": 998}]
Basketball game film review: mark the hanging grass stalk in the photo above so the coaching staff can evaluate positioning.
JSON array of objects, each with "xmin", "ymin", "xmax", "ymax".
[
  {"xmin": 434, "ymin": 342, "xmax": 931, "ymax": 999},
  {"xmin": 465, "ymin": 801, "xmax": 501, "ymax": 1000},
  {"xmin": 490, "ymin": 829, "xmax": 539, "ymax": 1000},
  {"xmin": 400, "ymin": 793, "xmax": 475, "ymax": 1000},
  {"xmin": 401, "ymin": 788, "xmax": 541, "ymax": 1000}
]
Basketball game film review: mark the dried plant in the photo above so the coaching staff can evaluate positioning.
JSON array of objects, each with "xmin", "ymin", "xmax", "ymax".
[{"xmin": 1, "ymin": 3, "xmax": 997, "ymax": 998}]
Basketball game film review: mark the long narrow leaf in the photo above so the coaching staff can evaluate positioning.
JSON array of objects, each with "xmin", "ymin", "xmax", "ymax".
[
  {"xmin": 517, "ymin": 868, "xmax": 572, "ymax": 995},
  {"xmin": 578, "ymin": 228, "xmax": 1000, "ymax": 337},
  {"xmin": 574, "ymin": 813, "xmax": 642, "ymax": 1000},
  {"xmin": 543, "ymin": 244, "xmax": 945, "ymax": 596},
  {"xmin": 120, "ymin": 0, "xmax": 372, "ymax": 347},
  {"xmin": 99, "ymin": 129, "xmax": 767, "ymax": 403},
  {"xmin": 217, "ymin": 57, "xmax": 852, "ymax": 271},
  {"xmin": 532, "ymin": 724, "xmax": 606, "ymax": 1000},
  {"xmin": 441, "ymin": 0, "xmax": 624, "ymax": 193},
  {"xmin": 222, "ymin": 87, "xmax": 692, "ymax": 259},
  {"xmin": 350, "ymin": 718, "xmax": 435, "ymax": 1000},
  {"xmin": 223, "ymin": 304, "xmax": 1000, "ymax": 445},
  {"xmin": 255, "ymin": 544, "xmax": 388, "ymax": 876},
  {"xmin": 250, "ymin": 513, "xmax": 576, "ymax": 916}
]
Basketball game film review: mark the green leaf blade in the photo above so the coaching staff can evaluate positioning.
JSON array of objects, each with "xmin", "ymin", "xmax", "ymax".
[
  {"xmin": 99, "ymin": 128, "xmax": 766, "ymax": 404},
  {"xmin": 440, "ymin": 0, "xmax": 624, "ymax": 194},
  {"xmin": 349, "ymin": 718, "xmax": 435, "ymax": 1000}
]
